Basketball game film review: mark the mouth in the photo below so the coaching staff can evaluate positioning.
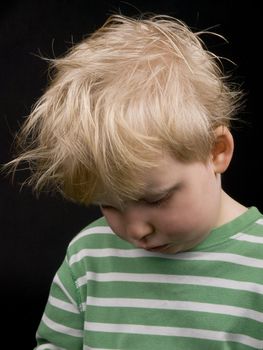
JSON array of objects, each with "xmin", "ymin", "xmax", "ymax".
[{"xmin": 147, "ymin": 244, "xmax": 170, "ymax": 252}]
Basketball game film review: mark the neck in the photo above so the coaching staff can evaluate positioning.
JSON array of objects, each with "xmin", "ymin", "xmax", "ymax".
[{"xmin": 216, "ymin": 191, "xmax": 248, "ymax": 227}]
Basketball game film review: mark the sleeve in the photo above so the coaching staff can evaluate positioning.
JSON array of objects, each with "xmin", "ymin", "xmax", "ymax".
[{"xmin": 33, "ymin": 256, "xmax": 84, "ymax": 350}]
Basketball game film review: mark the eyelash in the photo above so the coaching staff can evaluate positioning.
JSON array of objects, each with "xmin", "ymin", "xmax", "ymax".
[
  {"xmin": 100, "ymin": 204, "xmax": 116, "ymax": 210},
  {"xmin": 100, "ymin": 193, "xmax": 172, "ymax": 210},
  {"xmin": 145, "ymin": 193, "xmax": 171, "ymax": 207}
]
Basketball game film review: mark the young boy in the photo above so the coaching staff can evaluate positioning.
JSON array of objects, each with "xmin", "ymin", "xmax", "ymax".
[{"xmin": 8, "ymin": 14, "xmax": 263, "ymax": 350}]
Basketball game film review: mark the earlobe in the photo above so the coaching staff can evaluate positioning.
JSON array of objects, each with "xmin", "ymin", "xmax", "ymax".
[{"xmin": 211, "ymin": 126, "xmax": 234, "ymax": 174}]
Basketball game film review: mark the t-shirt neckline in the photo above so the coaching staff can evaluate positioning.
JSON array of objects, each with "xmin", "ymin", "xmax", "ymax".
[{"xmin": 191, "ymin": 206, "xmax": 262, "ymax": 251}]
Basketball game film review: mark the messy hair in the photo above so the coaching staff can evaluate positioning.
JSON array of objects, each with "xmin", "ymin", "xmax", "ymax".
[{"xmin": 7, "ymin": 14, "xmax": 243, "ymax": 205}]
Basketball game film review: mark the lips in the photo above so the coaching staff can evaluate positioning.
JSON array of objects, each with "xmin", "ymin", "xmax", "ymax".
[{"xmin": 147, "ymin": 244, "xmax": 169, "ymax": 252}]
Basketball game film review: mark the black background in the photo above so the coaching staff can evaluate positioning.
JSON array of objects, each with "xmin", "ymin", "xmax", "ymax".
[{"xmin": 0, "ymin": 1, "xmax": 261, "ymax": 348}]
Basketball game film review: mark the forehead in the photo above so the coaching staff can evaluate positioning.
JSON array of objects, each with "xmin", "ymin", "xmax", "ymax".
[
  {"xmin": 94, "ymin": 153, "xmax": 174, "ymax": 204},
  {"xmin": 141, "ymin": 153, "xmax": 212, "ymax": 201},
  {"xmin": 142, "ymin": 154, "xmax": 207, "ymax": 198},
  {"xmin": 96, "ymin": 153, "xmax": 207, "ymax": 206},
  {"xmin": 141, "ymin": 153, "xmax": 192, "ymax": 190}
]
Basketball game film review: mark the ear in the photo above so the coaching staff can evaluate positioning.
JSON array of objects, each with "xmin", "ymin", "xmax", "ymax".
[{"xmin": 211, "ymin": 126, "xmax": 234, "ymax": 174}]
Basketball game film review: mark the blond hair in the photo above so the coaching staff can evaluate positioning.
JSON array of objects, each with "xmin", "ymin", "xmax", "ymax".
[{"xmin": 7, "ymin": 14, "xmax": 243, "ymax": 205}]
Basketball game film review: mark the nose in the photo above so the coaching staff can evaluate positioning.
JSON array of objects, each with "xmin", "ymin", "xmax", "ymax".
[
  {"xmin": 126, "ymin": 222, "xmax": 154, "ymax": 244},
  {"xmin": 123, "ymin": 207, "xmax": 154, "ymax": 246},
  {"xmin": 118, "ymin": 202, "xmax": 155, "ymax": 248}
]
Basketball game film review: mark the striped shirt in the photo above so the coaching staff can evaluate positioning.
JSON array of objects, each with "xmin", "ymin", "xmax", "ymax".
[{"xmin": 34, "ymin": 206, "xmax": 263, "ymax": 350}]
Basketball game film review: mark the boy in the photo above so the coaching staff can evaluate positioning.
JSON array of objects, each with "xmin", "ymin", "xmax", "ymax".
[{"xmin": 8, "ymin": 14, "xmax": 263, "ymax": 350}]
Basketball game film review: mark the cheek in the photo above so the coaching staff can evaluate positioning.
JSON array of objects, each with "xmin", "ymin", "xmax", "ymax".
[
  {"xmin": 159, "ymin": 194, "xmax": 210, "ymax": 237},
  {"xmin": 101, "ymin": 209, "xmax": 122, "ymax": 234},
  {"xmin": 161, "ymin": 212, "xmax": 207, "ymax": 244}
]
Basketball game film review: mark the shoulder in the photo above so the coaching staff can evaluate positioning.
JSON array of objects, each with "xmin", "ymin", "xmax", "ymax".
[
  {"xmin": 66, "ymin": 216, "xmax": 132, "ymax": 256},
  {"xmin": 229, "ymin": 206, "xmax": 263, "ymax": 238},
  {"xmin": 229, "ymin": 207, "xmax": 263, "ymax": 257},
  {"xmin": 63, "ymin": 216, "xmax": 134, "ymax": 278},
  {"xmin": 67, "ymin": 216, "xmax": 112, "ymax": 252},
  {"xmin": 242, "ymin": 206, "xmax": 263, "ymax": 228}
]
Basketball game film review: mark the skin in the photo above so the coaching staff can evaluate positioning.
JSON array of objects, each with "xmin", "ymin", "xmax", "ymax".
[{"xmin": 100, "ymin": 128, "xmax": 247, "ymax": 254}]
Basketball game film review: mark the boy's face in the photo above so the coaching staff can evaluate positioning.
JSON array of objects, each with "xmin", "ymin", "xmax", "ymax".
[{"xmin": 100, "ymin": 153, "xmax": 223, "ymax": 254}]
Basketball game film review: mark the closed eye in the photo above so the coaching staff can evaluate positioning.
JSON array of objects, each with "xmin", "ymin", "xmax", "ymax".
[
  {"xmin": 144, "ymin": 192, "xmax": 172, "ymax": 207},
  {"xmin": 100, "ymin": 204, "xmax": 115, "ymax": 210}
]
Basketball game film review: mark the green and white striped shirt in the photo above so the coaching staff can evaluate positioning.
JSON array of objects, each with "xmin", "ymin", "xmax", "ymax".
[{"xmin": 34, "ymin": 206, "xmax": 263, "ymax": 349}]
